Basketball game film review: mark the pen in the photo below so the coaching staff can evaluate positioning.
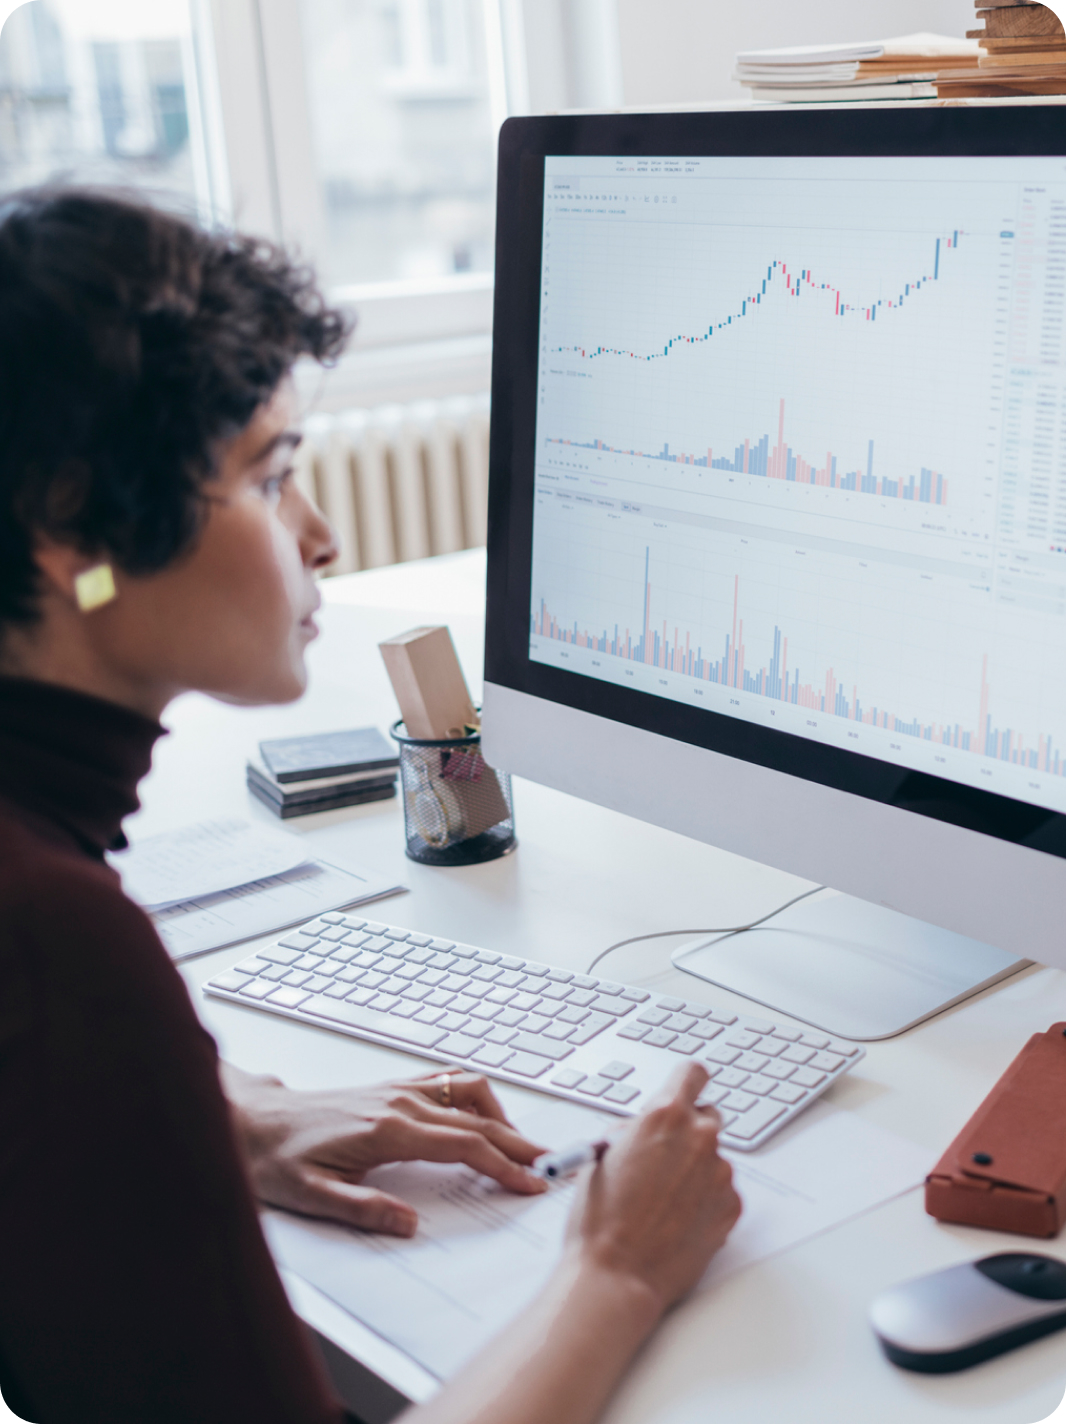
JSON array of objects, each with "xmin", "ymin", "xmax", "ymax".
[{"xmin": 533, "ymin": 1138, "xmax": 610, "ymax": 1180}]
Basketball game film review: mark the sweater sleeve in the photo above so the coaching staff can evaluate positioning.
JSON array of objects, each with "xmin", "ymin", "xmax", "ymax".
[{"xmin": 0, "ymin": 855, "xmax": 346, "ymax": 1424}]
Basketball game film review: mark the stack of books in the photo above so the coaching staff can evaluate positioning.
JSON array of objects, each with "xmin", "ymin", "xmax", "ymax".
[
  {"xmin": 937, "ymin": 2, "xmax": 1066, "ymax": 97},
  {"xmin": 735, "ymin": 34, "xmax": 979, "ymax": 103},
  {"xmin": 247, "ymin": 727, "xmax": 399, "ymax": 819}
]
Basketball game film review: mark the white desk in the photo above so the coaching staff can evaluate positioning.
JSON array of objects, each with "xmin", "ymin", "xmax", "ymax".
[{"xmin": 133, "ymin": 550, "xmax": 1066, "ymax": 1424}]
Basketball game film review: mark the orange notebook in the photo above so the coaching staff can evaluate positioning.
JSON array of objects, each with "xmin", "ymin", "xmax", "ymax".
[{"xmin": 926, "ymin": 1024, "xmax": 1066, "ymax": 1238}]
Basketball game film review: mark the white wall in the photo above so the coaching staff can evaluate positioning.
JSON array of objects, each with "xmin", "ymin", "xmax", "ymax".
[{"xmin": 615, "ymin": 0, "xmax": 978, "ymax": 106}]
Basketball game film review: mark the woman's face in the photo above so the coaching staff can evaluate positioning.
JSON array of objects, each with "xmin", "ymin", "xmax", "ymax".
[{"xmin": 79, "ymin": 380, "xmax": 337, "ymax": 710}]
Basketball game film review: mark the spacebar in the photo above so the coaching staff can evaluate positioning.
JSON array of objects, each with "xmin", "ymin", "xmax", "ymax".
[{"xmin": 301, "ymin": 995, "xmax": 447, "ymax": 1050}]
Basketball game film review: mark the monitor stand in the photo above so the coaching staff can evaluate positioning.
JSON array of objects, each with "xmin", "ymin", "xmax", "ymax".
[{"xmin": 671, "ymin": 893, "xmax": 1031, "ymax": 1041}]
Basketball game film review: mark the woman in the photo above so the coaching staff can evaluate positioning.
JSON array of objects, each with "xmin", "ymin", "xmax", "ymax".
[{"xmin": 0, "ymin": 189, "xmax": 740, "ymax": 1424}]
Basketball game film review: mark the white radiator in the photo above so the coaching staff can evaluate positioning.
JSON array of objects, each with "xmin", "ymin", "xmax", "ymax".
[{"xmin": 293, "ymin": 393, "xmax": 491, "ymax": 575}]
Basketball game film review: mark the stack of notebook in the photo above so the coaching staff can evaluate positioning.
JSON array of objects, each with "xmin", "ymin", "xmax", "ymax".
[
  {"xmin": 734, "ymin": 33, "xmax": 980, "ymax": 103},
  {"xmin": 247, "ymin": 727, "xmax": 399, "ymax": 819},
  {"xmin": 936, "ymin": 2, "xmax": 1066, "ymax": 96}
]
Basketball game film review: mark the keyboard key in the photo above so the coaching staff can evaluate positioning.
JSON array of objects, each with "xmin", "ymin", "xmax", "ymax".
[
  {"xmin": 508, "ymin": 1051, "xmax": 553, "ymax": 1078},
  {"xmin": 486, "ymin": 986, "xmax": 517, "ymax": 1005},
  {"xmin": 499, "ymin": 955, "xmax": 525, "ymax": 970},
  {"xmin": 429, "ymin": 938, "xmax": 457, "ymax": 951},
  {"xmin": 707, "ymin": 1009, "xmax": 738, "ymax": 1026},
  {"xmin": 643, "ymin": 1029, "xmax": 676, "ymax": 1049},
  {"xmin": 486, "ymin": 1025, "xmax": 518, "ymax": 1045},
  {"xmin": 496, "ymin": 971, "xmax": 525, "ymax": 989},
  {"xmin": 496, "ymin": 1008, "xmax": 527, "ymax": 1028},
  {"xmin": 543, "ymin": 1021, "xmax": 574, "ymax": 1042},
  {"xmin": 317, "ymin": 927, "xmax": 348, "ymax": 943},
  {"xmin": 545, "ymin": 968, "xmax": 573, "ymax": 983},
  {"xmin": 438, "ymin": 1012, "xmax": 469, "ymax": 1032},
  {"xmin": 406, "ymin": 933, "xmax": 432, "ymax": 948},
  {"xmin": 462, "ymin": 1020, "xmax": 489, "ymax": 1038},
  {"xmin": 668, "ymin": 1035, "xmax": 701, "ymax": 1055},
  {"xmin": 810, "ymin": 1051, "xmax": 845, "ymax": 1073},
  {"xmin": 425, "ymin": 989, "xmax": 454, "ymax": 1008},
  {"xmin": 473, "ymin": 1044, "xmax": 513, "ymax": 1068},
  {"xmin": 663, "ymin": 1013, "xmax": 697, "ymax": 1034},
  {"xmin": 800, "ymin": 1032, "xmax": 830, "ymax": 1049},
  {"xmin": 344, "ymin": 987, "xmax": 377, "ymax": 1006},
  {"xmin": 294, "ymin": 953, "xmax": 324, "ymax": 970},
  {"xmin": 762, "ymin": 1061, "xmax": 796, "ymax": 1081},
  {"xmin": 557, "ymin": 1005, "xmax": 589, "ymax": 1025},
  {"xmin": 209, "ymin": 971, "xmax": 249, "ymax": 993},
  {"xmin": 472, "ymin": 964, "xmax": 502, "ymax": 982},
  {"xmin": 657, "ymin": 996, "xmax": 685, "ymax": 1011},
  {"xmin": 469, "ymin": 1002, "xmax": 502, "ymax": 1022},
  {"xmin": 735, "ymin": 1052, "xmax": 769, "ymax": 1074},
  {"xmin": 696, "ymin": 1084, "xmax": 729, "ymax": 1108},
  {"xmin": 725, "ymin": 1100, "xmax": 786, "ymax": 1140},
  {"xmin": 791, "ymin": 1067, "xmax": 826, "ymax": 1089},
  {"xmin": 828, "ymin": 1039, "xmax": 860, "ymax": 1057},
  {"xmin": 511, "ymin": 1032, "xmax": 572, "ymax": 1061},
  {"xmin": 742, "ymin": 1018, "xmax": 776, "ymax": 1035},
  {"xmin": 385, "ymin": 928, "xmax": 410, "ymax": 942},
  {"xmin": 451, "ymin": 994, "xmax": 479, "ymax": 1016},
  {"xmin": 396, "ymin": 963, "xmax": 424, "ymax": 981},
  {"xmin": 475, "ymin": 949, "xmax": 501, "ymax": 965},
  {"xmin": 362, "ymin": 922, "xmax": 388, "ymax": 934},
  {"xmin": 691, "ymin": 1023, "xmax": 722, "ymax": 1042},
  {"xmin": 552, "ymin": 1069, "xmax": 585, "ymax": 1089},
  {"xmin": 706, "ymin": 1045, "xmax": 740, "ymax": 1066},
  {"xmin": 721, "ymin": 1090, "xmax": 757, "ymax": 1112},
  {"xmin": 771, "ymin": 1083, "xmax": 805, "ymax": 1105},
  {"xmin": 604, "ymin": 1083, "xmax": 640, "ymax": 1105},
  {"xmin": 771, "ymin": 1026, "xmax": 802, "ymax": 1042},
  {"xmin": 725, "ymin": 1031, "xmax": 760, "ymax": 1051},
  {"xmin": 521, "ymin": 962, "xmax": 549, "ymax": 978},
  {"xmin": 752, "ymin": 1036, "xmax": 785, "ymax": 1057},
  {"xmin": 565, "ymin": 989, "xmax": 596, "ymax": 1008},
  {"xmin": 577, "ymin": 1076, "xmax": 611, "ymax": 1097},
  {"xmin": 323, "ymin": 981, "xmax": 351, "ymax": 1000},
  {"xmin": 237, "ymin": 979, "xmax": 276, "ymax": 1002},
  {"xmin": 715, "ymin": 1068, "xmax": 749, "ymax": 1089},
  {"xmin": 260, "ymin": 947, "xmax": 300, "ymax": 967},
  {"xmin": 617, "ymin": 1022, "xmax": 649, "ymax": 1042},
  {"xmin": 599, "ymin": 1061, "xmax": 634, "ymax": 1081},
  {"xmin": 571, "ymin": 975, "xmax": 598, "ymax": 989},
  {"xmin": 391, "ymin": 1001, "xmax": 420, "ymax": 1019},
  {"xmin": 415, "ymin": 1007, "xmax": 447, "ymax": 1025},
  {"xmin": 261, "ymin": 965, "xmax": 292, "ymax": 982},
  {"xmin": 368, "ymin": 993, "xmax": 402, "ymax": 1012},
  {"xmin": 682, "ymin": 1003, "xmax": 709, "ymax": 1019},
  {"xmin": 303, "ymin": 975, "xmax": 332, "ymax": 994},
  {"xmin": 406, "ymin": 949, "xmax": 435, "ymax": 966},
  {"xmin": 781, "ymin": 1045, "xmax": 816, "ymax": 1065},
  {"xmin": 522, "ymin": 1013, "xmax": 553, "ymax": 1035},
  {"xmin": 321, "ymin": 913, "xmax": 346, "ymax": 924},
  {"xmin": 234, "ymin": 957, "xmax": 269, "ymax": 976},
  {"xmin": 744, "ymin": 1074, "xmax": 776, "ymax": 1096},
  {"xmin": 267, "ymin": 986, "xmax": 311, "ymax": 1009},
  {"xmin": 541, "ymin": 982, "xmax": 572, "ymax": 1002},
  {"xmin": 620, "ymin": 987, "xmax": 650, "ymax": 1003}
]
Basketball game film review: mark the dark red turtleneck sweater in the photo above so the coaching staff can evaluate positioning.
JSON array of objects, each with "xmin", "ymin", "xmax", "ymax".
[{"xmin": 0, "ymin": 678, "xmax": 344, "ymax": 1424}]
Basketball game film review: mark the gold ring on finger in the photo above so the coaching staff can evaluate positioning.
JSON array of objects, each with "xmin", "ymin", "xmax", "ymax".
[{"xmin": 437, "ymin": 1072, "xmax": 454, "ymax": 1109}]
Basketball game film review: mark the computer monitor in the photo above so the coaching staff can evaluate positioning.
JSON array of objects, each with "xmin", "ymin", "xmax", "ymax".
[{"xmin": 482, "ymin": 106, "xmax": 1066, "ymax": 1041}]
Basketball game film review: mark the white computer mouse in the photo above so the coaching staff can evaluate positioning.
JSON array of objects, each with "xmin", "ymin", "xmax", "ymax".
[{"xmin": 870, "ymin": 1253, "xmax": 1066, "ymax": 1373}]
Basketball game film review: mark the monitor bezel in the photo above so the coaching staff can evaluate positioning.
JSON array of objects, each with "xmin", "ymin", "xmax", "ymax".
[{"xmin": 485, "ymin": 106, "xmax": 1066, "ymax": 861}]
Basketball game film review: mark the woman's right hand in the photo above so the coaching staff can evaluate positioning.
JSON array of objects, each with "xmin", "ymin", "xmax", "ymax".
[{"xmin": 566, "ymin": 1062, "xmax": 741, "ymax": 1313}]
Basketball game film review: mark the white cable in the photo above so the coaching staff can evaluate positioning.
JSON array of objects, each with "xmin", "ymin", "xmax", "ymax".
[{"xmin": 586, "ymin": 885, "xmax": 828, "ymax": 976}]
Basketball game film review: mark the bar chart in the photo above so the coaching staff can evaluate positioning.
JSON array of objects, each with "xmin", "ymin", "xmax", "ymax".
[
  {"xmin": 531, "ymin": 547, "xmax": 1062, "ymax": 776},
  {"xmin": 546, "ymin": 398, "xmax": 947, "ymax": 506}
]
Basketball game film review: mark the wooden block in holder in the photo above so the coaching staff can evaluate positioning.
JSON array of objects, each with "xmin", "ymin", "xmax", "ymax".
[{"xmin": 379, "ymin": 626, "xmax": 478, "ymax": 740}]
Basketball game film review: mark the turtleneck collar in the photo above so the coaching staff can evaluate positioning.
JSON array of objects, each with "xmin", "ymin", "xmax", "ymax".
[{"xmin": 0, "ymin": 678, "xmax": 165, "ymax": 857}]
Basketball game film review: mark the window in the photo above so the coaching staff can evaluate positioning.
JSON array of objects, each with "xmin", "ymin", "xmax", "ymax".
[
  {"xmin": 298, "ymin": 0, "xmax": 501, "ymax": 286},
  {"xmin": 0, "ymin": 0, "xmax": 218, "ymax": 217}
]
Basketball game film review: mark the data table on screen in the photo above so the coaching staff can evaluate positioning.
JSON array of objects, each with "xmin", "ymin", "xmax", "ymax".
[{"xmin": 529, "ymin": 155, "xmax": 1066, "ymax": 816}]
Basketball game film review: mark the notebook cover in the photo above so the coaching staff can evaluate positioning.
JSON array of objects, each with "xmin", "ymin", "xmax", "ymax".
[
  {"xmin": 925, "ymin": 1023, "xmax": 1066, "ymax": 1237},
  {"xmin": 259, "ymin": 728, "xmax": 398, "ymax": 783},
  {"xmin": 247, "ymin": 757, "xmax": 397, "ymax": 796}
]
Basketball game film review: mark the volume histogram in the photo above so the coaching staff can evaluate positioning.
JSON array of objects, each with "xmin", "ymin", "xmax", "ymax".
[
  {"xmin": 546, "ymin": 398, "xmax": 947, "ymax": 506},
  {"xmin": 531, "ymin": 549, "xmax": 1063, "ymax": 776}
]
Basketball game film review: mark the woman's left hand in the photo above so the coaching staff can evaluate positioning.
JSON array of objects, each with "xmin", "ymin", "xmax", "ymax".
[{"xmin": 220, "ymin": 1063, "xmax": 547, "ymax": 1236}]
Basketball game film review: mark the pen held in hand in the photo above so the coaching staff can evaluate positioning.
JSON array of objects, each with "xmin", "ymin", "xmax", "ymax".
[{"xmin": 533, "ymin": 1138, "xmax": 610, "ymax": 1180}]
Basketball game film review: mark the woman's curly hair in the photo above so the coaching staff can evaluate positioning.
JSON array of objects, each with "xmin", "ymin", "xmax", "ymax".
[{"xmin": 0, "ymin": 187, "xmax": 350, "ymax": 626}]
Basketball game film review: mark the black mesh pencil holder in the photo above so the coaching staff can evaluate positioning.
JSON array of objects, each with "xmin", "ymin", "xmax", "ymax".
[{"xmin": 391, "ymin": 720, "xmax": 517, "ymax": 866}]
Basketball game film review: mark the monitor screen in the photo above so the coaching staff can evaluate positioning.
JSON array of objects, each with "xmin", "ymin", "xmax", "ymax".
[{"xmin": 527, "ymin": 151, "xmax": 1066, "ymax": 819}]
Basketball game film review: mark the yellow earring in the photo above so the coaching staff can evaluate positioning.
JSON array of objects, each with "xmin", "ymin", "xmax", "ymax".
[{"xmin": 74, "ymin": 563, "xmax": 117, "ymax": 613}]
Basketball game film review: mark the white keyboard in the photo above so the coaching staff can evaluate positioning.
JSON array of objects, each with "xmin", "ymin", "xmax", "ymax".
[{"xmin": 204, "ymin": 912, "xmax": 865, "ymax": 1151}]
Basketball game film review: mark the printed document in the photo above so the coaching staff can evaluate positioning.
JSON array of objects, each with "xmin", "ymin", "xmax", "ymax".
[
  {"xmin": 264, "ymin": 1099, "xmax": 931, "ymax": 1379},
  {"xmin": 109, "ymin": 817, "xmax": 311, "ymax": 909}
]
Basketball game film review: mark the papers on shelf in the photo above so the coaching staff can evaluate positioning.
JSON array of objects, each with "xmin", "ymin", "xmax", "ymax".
[
  {"xmin": 109, "ymin": 817, "xmax": 312, "ymax": 910},
  {"xmin": 152, "ymin": 858, "xmax": 405, "ymax": 962},
  {"xmin": 264, "ymin": 1101, "xmax": 931, "ymax": 1381}
]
